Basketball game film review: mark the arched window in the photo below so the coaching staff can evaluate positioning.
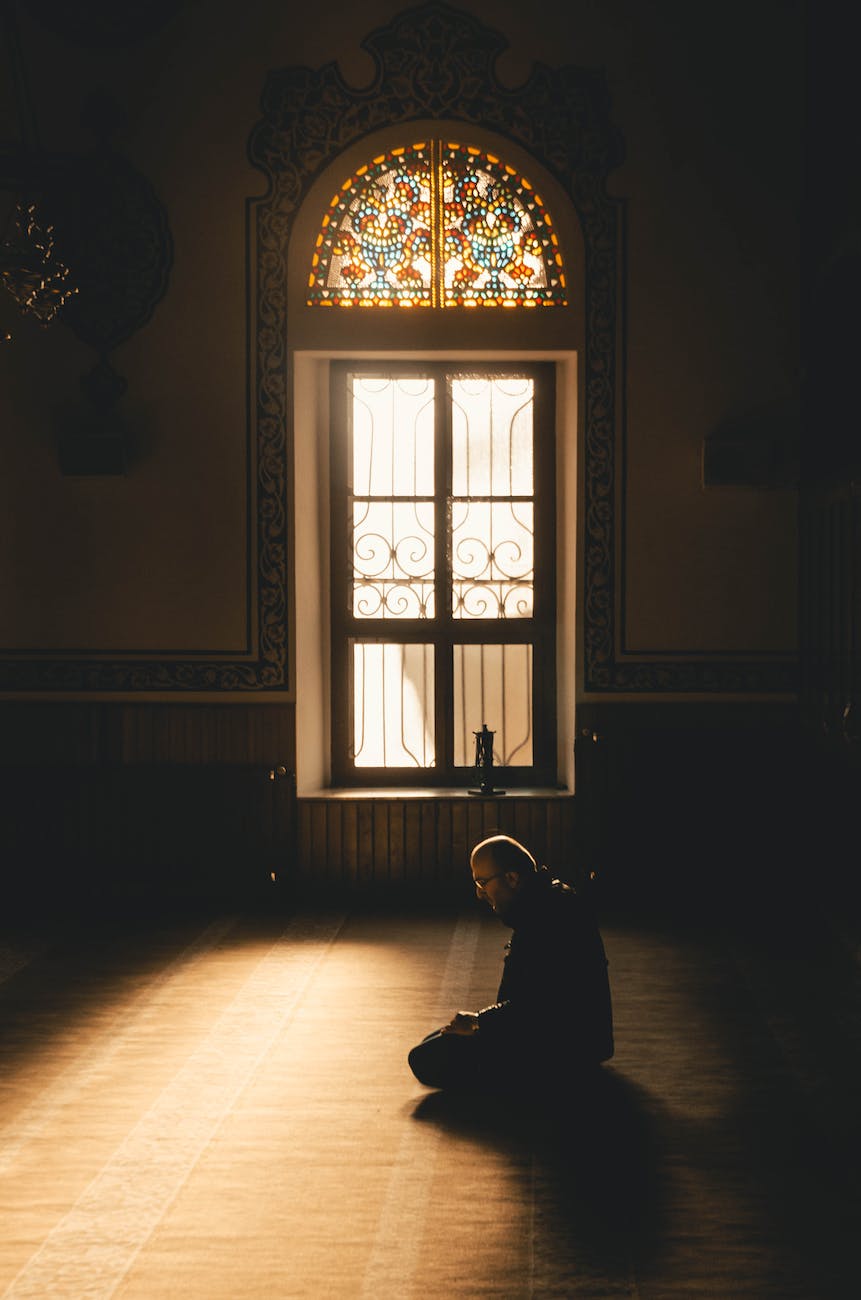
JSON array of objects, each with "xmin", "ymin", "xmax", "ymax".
[
  {"xmin": 307, "ymin": 141, "xmax": 567, "ymax": 308},
  {"xmin": 294, "ymin": 136, "xmax": 577, "ymax": 790}
]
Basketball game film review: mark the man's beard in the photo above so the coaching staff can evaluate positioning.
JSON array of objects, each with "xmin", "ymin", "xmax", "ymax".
[{"xmin": 492, "ymin": 897, "xmax": 517, "ymax": 927}]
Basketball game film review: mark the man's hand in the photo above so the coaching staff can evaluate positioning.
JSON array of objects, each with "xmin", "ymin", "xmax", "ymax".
[{"xmin": 441, "ymin": 1011, "xmax": 479, "ymax": 1036}]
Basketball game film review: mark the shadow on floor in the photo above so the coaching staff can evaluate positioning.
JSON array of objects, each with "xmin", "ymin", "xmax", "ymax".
[{"xmin": 411, "ymin": 1067, "xmax": 665, "ymax": 1280}]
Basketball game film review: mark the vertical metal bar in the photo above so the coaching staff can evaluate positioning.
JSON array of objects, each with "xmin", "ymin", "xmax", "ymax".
[
  {"xmin": 430, "ymin": 141, "xmax": 441, "ymax": 309},
  {"xmin": 500, "ymin": 641, "xmax": 507, "ymax": 762},
  {"xmin": 330, "ymin": 364, "xmax": 354, "ymax": 782},
  {"xmin": 425, "ymin": 642, "xmax": 434, "ymax": 766},
  {"xmin": 389, "ymin": 379, "xmax": 396, "ymax": 615},
  {"xmin": 479, "ymin": 643, "xmax": 486, "ymax": 727},
  {"xmin": 459, "ymin": 645, "xmax": 467, "ymax": 767},
  {"xmin": 381, "ymin": 646, "xmax": 388, "ymax": 767},
  {"xmin": 489, "ymin": 377, "xmax": 494, "ymax": 498},
  {"xmin": 354, "ymin": 643, "xmax": 365, "ymax": 763},
  {"xmin": 437, "ymin": 368, "xmax": 453, "ymax": 771}
]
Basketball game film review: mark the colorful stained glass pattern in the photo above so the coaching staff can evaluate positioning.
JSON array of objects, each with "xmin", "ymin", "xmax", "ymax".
[
  {"xmin": 442, "ymin": 145, "xmax": 564, "ymax": 306},
  {"xmin": 308, "ymin": 141, "xmax": 567, "ymax": 308},
  {"xmin": 308, "ymin": 145, "xmax": 433, "ymax": 306}
]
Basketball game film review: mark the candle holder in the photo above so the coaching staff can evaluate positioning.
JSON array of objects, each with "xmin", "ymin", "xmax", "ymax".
[{"xmin": 468, "ymin": 723, "xmax": 505, "ymax": 796}]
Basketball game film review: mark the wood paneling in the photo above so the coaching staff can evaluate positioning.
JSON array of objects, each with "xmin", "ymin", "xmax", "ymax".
[
  {"xmin": 798, "ymin": 483, "xmax": 861, "ymax": 918},
  {"xmin": 297, "ymin": 794, "xmax": 577, "ymax": 898},
  {"xmin": 801, "ymin": 485, "xmax": 861, "ymax": 741},
  {"xmin": 2, "ymin": 763, "xmax": 297, "ymax": 911},
  {"xmin": 0, "ymin": 700, "xmax": 808, "ymax": 913},
  {"xmin": 575, "ymin": 701, "xmax": 804, "ymax": 912}
]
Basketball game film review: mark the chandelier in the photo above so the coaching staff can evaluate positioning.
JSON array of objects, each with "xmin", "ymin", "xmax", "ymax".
[{"xmin": 1, "ymin": 198, "xmax": 78, "ymax": 325}]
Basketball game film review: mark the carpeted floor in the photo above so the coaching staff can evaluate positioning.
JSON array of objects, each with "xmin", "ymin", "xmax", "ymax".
[{"xmin": 0, "ymin": 900, "xmax": 858, "ymax": 1298}]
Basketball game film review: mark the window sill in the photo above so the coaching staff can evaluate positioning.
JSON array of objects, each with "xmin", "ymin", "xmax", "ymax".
[{"xmin": 299, "ymin": 786, "xmax": 573, "ymax": 800}]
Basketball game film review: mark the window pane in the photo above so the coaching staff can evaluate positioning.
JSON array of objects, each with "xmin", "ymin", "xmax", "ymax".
[
  {"xmin": 353, "ymin": 643, "xmax": 435, "ymax": 767},
  {"xmin": 452, "ymin": 501, "xmax": 533, "ymax": 618},
  {"xmin": 353, "ymin": 501, "xmax": 435, "ymax": 618},
  {"xmin": 351, "ymin": 376, "xmax": 435, "ymax": 619},
  {"xmin": 352, "ymin": 376, "xmax": 434, "ymax": 497},
  {"xmin": 451, "ymin": 377, "xmax": 533, "ymax": 497},
  {"xmin": 453, "ymin": 644, "xmax": 533, "ymax": 767}
]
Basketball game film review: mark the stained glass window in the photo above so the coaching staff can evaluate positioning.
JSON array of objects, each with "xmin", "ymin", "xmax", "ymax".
[{"xmin": 308, "ymin": 142, "xmax": 567, "ymax": 308}]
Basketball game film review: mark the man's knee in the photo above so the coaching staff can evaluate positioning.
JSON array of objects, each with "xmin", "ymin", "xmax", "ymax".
[
  {"xmin": 409, "ymin": 1031, "xmax": 489, "ymax": 1090},
  {"xmin": 408, "ymin": 1038, "xmax": 443, "ymax": 1087}
]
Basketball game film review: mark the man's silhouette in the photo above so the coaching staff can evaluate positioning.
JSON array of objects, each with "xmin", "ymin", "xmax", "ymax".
[{"xmin": 408, "ymin": 834, "xmax": 613, "ymax": 1090}]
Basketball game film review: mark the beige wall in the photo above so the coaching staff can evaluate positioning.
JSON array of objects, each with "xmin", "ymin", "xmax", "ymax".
[{"xmin": 0, "ymin": 0, "xmax": 801, "ymax": 698}]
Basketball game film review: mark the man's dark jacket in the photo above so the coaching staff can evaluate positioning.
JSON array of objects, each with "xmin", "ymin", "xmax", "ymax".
[{"xmin": 475, "ymin": 867, "xmax": 614, "ymax": 1065}]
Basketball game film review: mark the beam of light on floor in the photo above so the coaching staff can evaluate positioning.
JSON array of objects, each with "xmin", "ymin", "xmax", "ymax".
[
  {"xmin": 358, "ymin": 914, "xmax": 480, "ymax": 1298},
  {"xmin": 1, "ymin": 913, "xmax": 346, "ymax": 1300},
  {"xmin": 0, "ymin": 916, "xmax": 239, "ymax": 1177}
]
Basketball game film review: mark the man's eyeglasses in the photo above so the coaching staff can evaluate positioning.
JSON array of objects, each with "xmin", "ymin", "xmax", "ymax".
[{"xmin": 473, "ymin": 871, "xmax": 505, "ymax": 892}]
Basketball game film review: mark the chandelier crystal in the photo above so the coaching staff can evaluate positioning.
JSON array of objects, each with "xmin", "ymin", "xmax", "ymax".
[{"xmin": 1, "ymin": 200, "xmax": 78, "ymax": 326}]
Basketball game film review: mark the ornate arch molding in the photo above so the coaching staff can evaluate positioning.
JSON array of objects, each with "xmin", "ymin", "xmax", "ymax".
[
  {"xmin": 245, "ymin": 1, "xmax": 795, "ymax": 695},
  {"xmin": 249, "ymin": 0, "xmax": 629, "ymax": 693}
]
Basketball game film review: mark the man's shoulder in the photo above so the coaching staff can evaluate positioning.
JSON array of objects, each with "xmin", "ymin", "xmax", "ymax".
[
  {"xmin": 526, "ymin": 870, "xmax": 580, "ymax": 917},
  {"xmin": 548, "ymin": 875, "xmax": 575, "ymax": 896},
  {"xmin": 539, "ymin": 870, "xmax": 577, "ymax": 900},
  {"xmin": 535, "ymin": 873, "xmax": 600, "ymax": 931}
]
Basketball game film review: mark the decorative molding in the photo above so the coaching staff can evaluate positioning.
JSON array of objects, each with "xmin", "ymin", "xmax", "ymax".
[
  {"xmin": 247, "ymin": 0, "xmax": 627, "ymax": 696},
  {"xmin": 587, "ymin": 658, "xmax": 798, "ymax": 694}
]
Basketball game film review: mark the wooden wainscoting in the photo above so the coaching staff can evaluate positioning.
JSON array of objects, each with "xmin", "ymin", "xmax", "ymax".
[
  {"xmin": 574, "ymin": 701, "xmax": 805, "ymax": 913},
  {"xmin": 801, "ymin": 480, "xmax": 860, "ymax": 745},
  {"xmin": 296, "ymin": 792, "xmax": 577, "ymax": 899},
  {"xmin": 2, "ymin": 763, "xmax": 297, "ymax": 912}
]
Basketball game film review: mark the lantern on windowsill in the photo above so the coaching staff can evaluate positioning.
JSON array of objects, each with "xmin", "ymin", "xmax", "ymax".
[{"xmin": 468, "ymin": 723, "xmax": 505, "ymax": 797}]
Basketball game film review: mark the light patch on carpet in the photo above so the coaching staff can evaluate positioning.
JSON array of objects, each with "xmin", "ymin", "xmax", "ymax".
[
  {"xmin": 0, "ymin": 916, "xmax": 238, "ymax": 1177},
  {"xmin": 1, "ymin": 913, "xmax": 346, "ymax": 1300},
  {"xmin": 359, "ymin": 915, "xmax": 480, "ymax": 1298}
]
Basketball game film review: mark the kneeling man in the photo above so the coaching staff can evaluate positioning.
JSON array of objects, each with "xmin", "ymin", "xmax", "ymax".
[{"xmin": 408, "ymin": 834, "xmax": 613, "ymax": 1091}]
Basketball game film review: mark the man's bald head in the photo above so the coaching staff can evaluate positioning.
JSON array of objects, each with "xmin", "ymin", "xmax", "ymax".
[{"xmin": 470, "ymin": 834, "xmax": 537, "ymax": 877}]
